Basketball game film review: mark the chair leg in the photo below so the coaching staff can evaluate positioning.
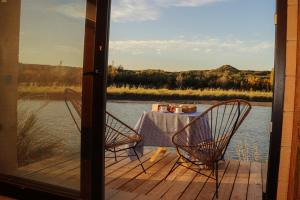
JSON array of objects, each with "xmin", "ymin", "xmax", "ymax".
[
  {"xmin": 113, "ymin": 147, "xmax": 117, "ymax": 162},
  {"xmin": 215, "ymin": 161, "xmax": 219, "ymax": 199},
  {"xmin": 163, "ymin": 156, "xmax": 181, "ymax": 180},
  {"xmin": 133, "ymin": 148, "xmax": 146, "ymax": 173}
]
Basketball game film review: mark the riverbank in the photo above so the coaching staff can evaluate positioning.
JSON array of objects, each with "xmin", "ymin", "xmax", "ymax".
[
  {"xmin": 109, "ymin": 99, "xmax": 272, "ymax": 107},
  {"xmin": 18, "ymin": 86, "xmax": 272, "ymax": 106},
  {"xmin": 108, "ymin": 86, "xmax": 272, "ymax": 103}
]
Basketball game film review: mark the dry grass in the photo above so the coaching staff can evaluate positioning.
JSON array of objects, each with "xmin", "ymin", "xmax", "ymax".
[
  {"xmin": 18, "ymin": 85, "xmax": 81, "ymax": 96},
  {"xmin": 17, "ymin": 101, "xmax": 62, "ymax": 166},
  {"xmin": 18, "ymin": 85, "xmax": 272, "ymax": 101},
  {"xmin": 107, "ymin": 86, "xmax": 272, "ymax": 102}
]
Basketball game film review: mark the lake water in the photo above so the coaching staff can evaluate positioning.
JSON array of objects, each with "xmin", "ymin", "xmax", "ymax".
[{"xmin": 19, "ymin": 100, "xmax": 271, "ymax": 162}]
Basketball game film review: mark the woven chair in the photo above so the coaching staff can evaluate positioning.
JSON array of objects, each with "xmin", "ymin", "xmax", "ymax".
[
  {"xmin": 64, "ymin": 88, "xmax": 146, "ymax": 173},
  {"xmin": 164, "ymin": 99, "xmax": 251, "ymax": 198}
]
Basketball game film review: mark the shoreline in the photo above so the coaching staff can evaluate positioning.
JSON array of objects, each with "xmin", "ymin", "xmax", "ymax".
[
  {"xmin": 18, "ymin": 92, "xmax": 272, "ymax": 107},
  {"xmin": 108, "ymin": 99, "xmax": 272, "ymax": 107}
]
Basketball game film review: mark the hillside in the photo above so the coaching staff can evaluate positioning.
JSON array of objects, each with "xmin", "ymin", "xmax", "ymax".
[
  {"xmin": 108, "ymin": 65, "xmax": 272, "ymax": 91},
  {"xmin": 214, "ymin": 65, "xmax": 240, "ymax": 73},
  {"xmin": 19, "ymin": 64, "xmax": 82, "ymax": 86}
]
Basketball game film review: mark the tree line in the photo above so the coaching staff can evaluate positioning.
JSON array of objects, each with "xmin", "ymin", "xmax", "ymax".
[
  {"xmin": 108, "ymin": 65, "xmax": 273, "ymax": 91},
  {"xmin": 18, "ymin": 64, "xmax": 273, "ymax": 91}
]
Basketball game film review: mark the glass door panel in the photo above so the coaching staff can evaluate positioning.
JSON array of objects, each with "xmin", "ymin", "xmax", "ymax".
[{"xmin": 0, "ymin": 0, "xmax": 86, "ymax": 192}]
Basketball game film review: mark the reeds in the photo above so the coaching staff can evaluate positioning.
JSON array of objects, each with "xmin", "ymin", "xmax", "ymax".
[
  {"xmin": 17, "ymin": 101, "xmax": 62, "ymax": 166},
  {"xmin": 18, "ymin": 85, "xmax": 272, "ymax": 102},
  {"xmin": 107, "ymin": 86, "xmax": 272, "ymax": 102}
]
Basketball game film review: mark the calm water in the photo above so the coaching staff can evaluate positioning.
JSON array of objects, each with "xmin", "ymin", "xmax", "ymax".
[{"xmin": 19, "ymin": 100, "xmax": 271, "ymax": 161}]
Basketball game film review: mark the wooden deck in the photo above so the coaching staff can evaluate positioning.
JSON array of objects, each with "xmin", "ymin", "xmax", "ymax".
[{"xmin": 18, "ymin": 148, "xmax": 267, "ymax": 200}]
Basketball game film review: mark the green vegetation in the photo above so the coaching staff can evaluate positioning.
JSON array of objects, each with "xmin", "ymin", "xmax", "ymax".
[
  {"xmin": 18, "ymin": 64, "xmax": 273, "ymax": 102},
  {"xmin": 18, "ymin": 85, "xmax": 272, "ymax": 102},
  {"xmin": 108, "ymin": 65, "xmax": 273, "ymax": 91},
  {"xmin": 107, "ymin": 86, "xmax": 272, "ymax": 102}
]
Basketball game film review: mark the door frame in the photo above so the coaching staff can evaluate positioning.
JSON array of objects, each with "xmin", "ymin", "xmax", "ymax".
[
  {"xmin": 0, "ymin": 0, "xmax": 111, "ymax": 199},
  {"xmin": 81, "ymin": 0, "xmax": 111, "ymax": 199},
  {"xmin": 0, "ymin": 0, "xmax": 288, "ymax": 199},
  {"xmin": 266, "ymin": 0, "xmax": 287, "ymax": 199}
]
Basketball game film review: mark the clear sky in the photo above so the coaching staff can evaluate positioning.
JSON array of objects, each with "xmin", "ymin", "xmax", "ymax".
[{"xmin": 19, "ymin": 0, "xmax": 275, "ymax": 71}]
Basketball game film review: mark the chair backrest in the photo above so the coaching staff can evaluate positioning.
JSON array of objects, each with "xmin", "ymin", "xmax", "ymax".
[
  {"xmin": 173, "ymin": 99, "xmax": 251, "ymax": 159},
  {"xmin": 105, "ymin": 111, "xmax": 141, "ymax": 148},
  {"xmin": 64, "ymin": 88, "xmax": 82, "ymax": 132},
  {"xmin": 64, "ymin": 88, "xmax": 140, "ymax": 147}
]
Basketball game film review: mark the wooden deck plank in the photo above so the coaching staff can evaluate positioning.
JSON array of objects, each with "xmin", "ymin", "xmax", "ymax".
[
  {"xmin": 64, "ymin": 152, "xmax": 134, "ymax": 183},
  {"xmin": 196, "ymin": 161, "xmax": 229, "ymax": 200},
  {"xmin": 54, "ymin": 168, "xmax": 81, "ymax": 190},
  {"xmin": 105, "ymin": 149, "xmax": 153, "ymax": 177},
  {"xmin": 106, "ymin": 189, "xmax": 120, "ymax": 200},
  {"xmin": 105, "ymin": 188, "xmax": 156, "ymax": 200},
  {"xmin": 54, "ymin": 163, "xmax": 81, "ymax": 182},
  {"xmin": 161, "ymin": 166, "xmax": 198, "ymax": 200},
  {"xmin": 108, "ymin": 190, "xmax": 139, "ymax": 200},
  {"xmin": 105, "ymin": 150, "xmax": 154, "ymax": 185},
  {"xmin": 261, "ymin": 162, "xmax": 268, "ymax": 194},
  {"xmin": 179, "ymin": 170, "xmax": 212, "ymax": 200},
  {"xmin": 23, "ymin": 158, "xmax": 81, "ymax": 190},
  {"xmin": 106, "ymin": 151, "xmax": 168, "ymax": 189},
  {"xmin": 15, "ymin": 149, "xmax": 265, "ymax": 200},
  {"xmin": 134, "ymin": 193, "xmax": 159, "ymax": 200},
  {"xmin": 145, "ymin": 166, "xmax": 189, "ymax": 198},
  {"xmin": 60, "ymin": 150, "xmax": 141, "ymax": 186},
  {"xmin": 105, "ymin": 151, "xmax": 128, "ymax": 168},
  {"xmin": 132, "ymin": 155, "xmax": 180, "ymax": 195},
  {"xmin": 119, "ymin": 153, "xmax": 177, "ymax": 192},
  {"xmin": 213, "ymin": 160, "xmax": 240, "ymax": 200},
  {"xmin": 247, "ymin": 162, "xmax": 262, "ymax": 200},
  {"xmin": 17, "ymin": 153, "xmax": 79, "ymax": 176},
  {"xmin": 24, "ymin": 158, "xmax": 80, "ymax": 179},
  {"xmin": 58, "ymin": 150, "xmax": 155, "ymax": 190},
  {"xmin": 230, "ymin": 161, "xmax": 251, "ymax": 200}
]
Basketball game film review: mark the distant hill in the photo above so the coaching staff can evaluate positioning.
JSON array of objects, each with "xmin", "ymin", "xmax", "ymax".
[
  {"xmin": 19, "ymin": 64, "xmax": 82, "ymax": 86},
  {"xmin": 215, "ymin": 65, "xmax": 240, "ymax": 73},
  {"xmin": 108, "ymin": 65, "xmax": 272, "ymax": 91}
]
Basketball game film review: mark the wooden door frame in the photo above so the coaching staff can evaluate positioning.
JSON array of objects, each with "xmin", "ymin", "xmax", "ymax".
[
  {"xmin": 0, "ymin": 0, "xmax": 288, "ymax": 199},
  {"xmin": 81, "ymin": 0, "xmax": 111, "ymax": 199},
  {"xmin": 266, "ymin": 0, "xmax": 287, "ymax": 199},
  {"xmin": 0, "ymin": 0, "xmax": 111, "ymax": 199}
]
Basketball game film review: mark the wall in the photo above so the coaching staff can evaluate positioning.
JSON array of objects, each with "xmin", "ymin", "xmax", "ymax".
[
  {"xmin": 277, "ymin": 0, "xmax": 300, "ymax": 199},
  {"xmin": 0, "ymin": 0, "xmax": 20, "ymax": 172}
]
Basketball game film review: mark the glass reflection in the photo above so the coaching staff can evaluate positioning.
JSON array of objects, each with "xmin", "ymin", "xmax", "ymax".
[{"xmin": 0, "ymin": 0, "xmax": 87, "ymax": 192}]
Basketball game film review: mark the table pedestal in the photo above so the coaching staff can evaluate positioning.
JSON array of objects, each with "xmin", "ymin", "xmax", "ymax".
[{"xmin": 150, "ymin": 147, "xmax": 167, "ymax": 162}]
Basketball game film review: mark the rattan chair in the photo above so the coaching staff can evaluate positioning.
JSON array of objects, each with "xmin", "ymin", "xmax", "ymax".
[
  {"xmin": 64, "ymin": 88, "xmax": 146, "ymax": 173},
  {"xmin": 164, "ymin": 99, "xmax": 251, "ymax": 198}
]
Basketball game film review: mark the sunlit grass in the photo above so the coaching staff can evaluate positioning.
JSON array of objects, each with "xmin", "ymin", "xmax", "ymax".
[
  {"xmin": 18, "ymin": 85, "xmax": 272, "ymax": 101},
  {"xmin": 18, "ymin": 85, "xmax": 81, "ymax": 94},
  {"xmin": 107, "ymin": 86, "xmax": 273, "ymax": 102}
]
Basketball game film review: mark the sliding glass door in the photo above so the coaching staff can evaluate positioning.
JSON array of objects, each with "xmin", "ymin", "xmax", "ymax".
[
  {"xmin": 0, "ymin": 0, "xmax": 86, "ymax": 197},
  {"xmin": 0, "ymin": 0, "xmax": 109, "ymax": 199}
]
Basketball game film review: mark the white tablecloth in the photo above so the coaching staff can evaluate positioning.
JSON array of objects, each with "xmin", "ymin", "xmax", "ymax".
[{"xmin": 132, "ymin": 111, "xmax": 211, "ymax": 158}]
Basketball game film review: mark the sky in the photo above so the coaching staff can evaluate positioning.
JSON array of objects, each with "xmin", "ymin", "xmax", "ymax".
[{"xmin": 19, "ymin": 0, "xmax": 275, "ymax": 71}]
